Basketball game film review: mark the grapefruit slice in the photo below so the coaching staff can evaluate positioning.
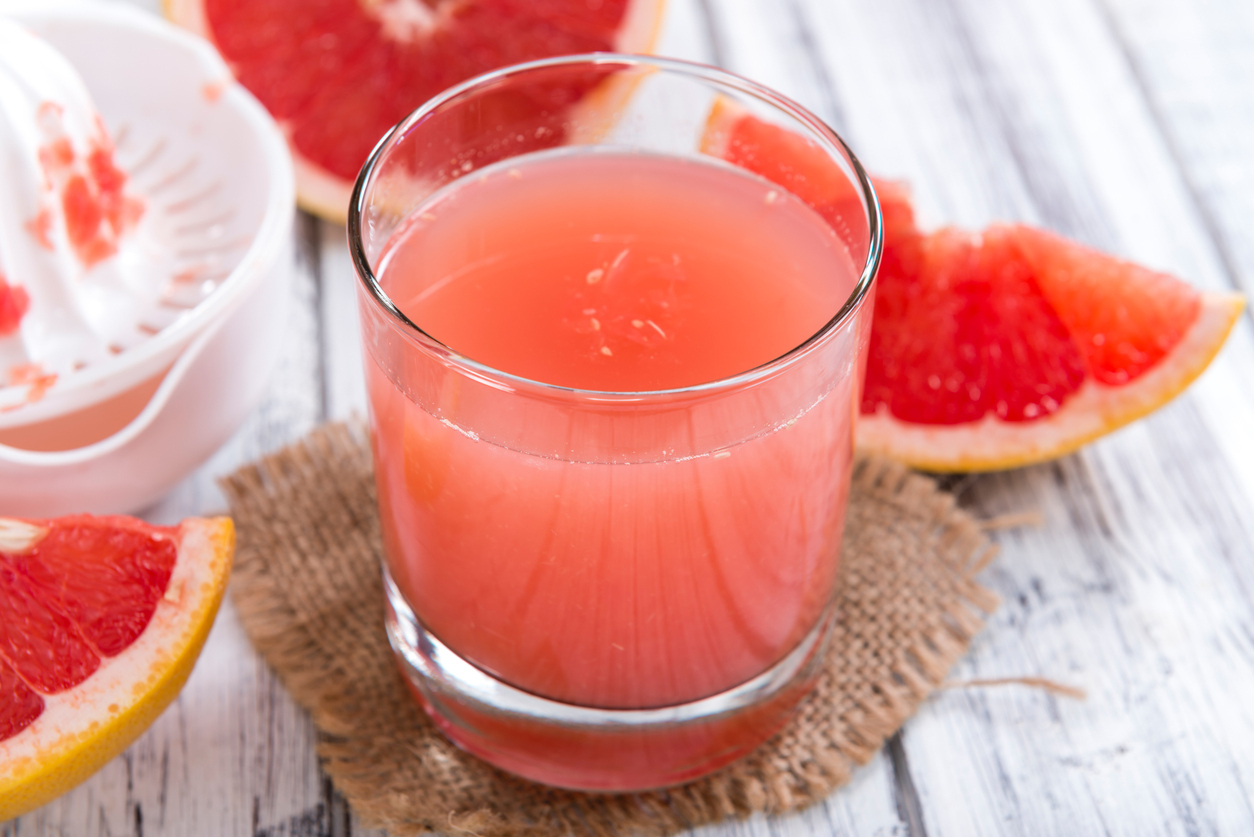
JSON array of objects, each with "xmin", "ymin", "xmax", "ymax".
[
  {"xmin": 165, "ymin": 0, "xmax": 667, "ymax": 222},
  {"xmin": 0, "ymin": 515, "xmax": 233, "ymax": 818},
  {"xmin": 702, "ymin": 102, "xmax": 1246, "ymax": 472}
]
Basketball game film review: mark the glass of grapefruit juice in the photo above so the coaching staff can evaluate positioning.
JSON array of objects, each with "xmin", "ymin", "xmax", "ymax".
[{"xmin": 349, "ymin": 55, "xmax": 881, "ymax": 792}]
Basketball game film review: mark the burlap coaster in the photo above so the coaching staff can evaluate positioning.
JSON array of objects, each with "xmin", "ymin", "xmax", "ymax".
[{"xmin": 220, "ymin": 421, "xmax": 1000, "ymax": 837}]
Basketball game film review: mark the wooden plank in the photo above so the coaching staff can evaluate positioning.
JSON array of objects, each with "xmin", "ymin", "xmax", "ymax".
[
  {"xmin": 317, "ymin": 221, "xmax": 367, "ymax": 423},
  {"xmin": 317, "ymin": 220, "xmax": 388, "ymax": 837},
  {"xmin": 656, "ymin": 0, "xmax": 716, "ymax": 63},
  {"xmin": 688, "ymin": 0, "xmax": 847, "ymax": 133},
  {"xmin": 1097, "ymin": 0, "xmax": 1254, "ymax": 302},
  {"xmin": 906, "ymin": 454, "xmax": 1254, "ymax": 835},
  {"xmin": 686, "ymin": 2, "xmax": 914, "ymax": 835},
  {"xmin": 785, "ymin": 0, "xmax": 1254, "ymax": 834},
  {"xmin": 1094, "ymin": 0, "xmax": 1254, "ymax": 554}
]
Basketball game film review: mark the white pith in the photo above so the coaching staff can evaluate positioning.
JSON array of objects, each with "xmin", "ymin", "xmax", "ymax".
[
  {"xmin": 292, "ymin": 151, "xmax": 355, "ymax": 225},
  {"xmin": 362, "ymin": 0, "xmax": 444, "ymax": 42},
  {"xmin": 856, "ymin": 292, "xmax": 1246, "ymax": 472},
  {"xmin": 615, "ymin": 0, "xmax": 667, "ymax": 54},
  {"xmin": 0, "ymin": 519, "xmax": 229, "ymax": 788},
  {"xmin": 0, "ymin": 519, "xmax": 47, "ymax": 554}
]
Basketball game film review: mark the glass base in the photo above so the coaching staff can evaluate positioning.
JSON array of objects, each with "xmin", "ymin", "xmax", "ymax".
[{"xmin": 383, "ymin": 566, "xmax": 835, "ymax": 792}]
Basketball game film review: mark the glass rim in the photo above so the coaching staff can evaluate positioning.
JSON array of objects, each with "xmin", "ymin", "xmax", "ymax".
[{"xmin": 348, "ymin": 52, "xmax": 882, "ymax": 402}]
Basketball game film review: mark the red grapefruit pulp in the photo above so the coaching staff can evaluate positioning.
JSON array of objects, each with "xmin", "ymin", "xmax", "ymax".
[
  {"xmin": 0, "ymin": 515, "xmax": 233, "ymax": 818},
  {"xmin": 702, "ymin": 103, "xmax": 1245, "ymax": 471},
  {"xmin": 0, "ymin": 274, "xmax": 30, "ymax": 337},
  {"xmin": 166, "ymin": 0, "xmax": 667, "ymax": 220}
]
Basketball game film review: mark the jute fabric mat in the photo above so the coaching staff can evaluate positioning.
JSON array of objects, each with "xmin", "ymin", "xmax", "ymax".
[{"xmin": 220, "ymin": 421, "xmax": 1000, "ymax": 837}]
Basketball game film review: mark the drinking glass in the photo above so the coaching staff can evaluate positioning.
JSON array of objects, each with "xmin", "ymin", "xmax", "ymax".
[{"xmin": 350, "ymin": 54, "xmax": 881, "ymax": 792}]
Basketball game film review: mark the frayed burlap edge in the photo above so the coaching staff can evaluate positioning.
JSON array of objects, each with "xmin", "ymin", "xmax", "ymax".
[{"xmin": 220, "ymin": 421, "xmax": 999, "ymax": 837}]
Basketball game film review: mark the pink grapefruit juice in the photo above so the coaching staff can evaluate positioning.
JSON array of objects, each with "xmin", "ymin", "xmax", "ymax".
[{"xmin": 366, "ymin": 151, "xmax": 862, "ymax": 711}]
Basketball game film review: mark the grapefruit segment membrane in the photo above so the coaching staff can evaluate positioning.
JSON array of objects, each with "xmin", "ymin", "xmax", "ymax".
[
  {"xmin": 701, "ymin": 99, "xmax": 1246, "ymax": 471},
  {"xmin": 0, "ymin": 515, "xmax": 233, "ymax": 819},
  {"xmin": 864, "ymin": 225, "xmax": 1089, "ymax": 426},
  {"xmin": 0, "ymin": 660, "xmax": 43, "ymax": 743},
  {"xmin": 165, "ymin": 0, "xmax": 667, "ymax": 220},
  {"xmin": 1011, "ymin": 224, "xmax": 1202, "ymax": 385}
]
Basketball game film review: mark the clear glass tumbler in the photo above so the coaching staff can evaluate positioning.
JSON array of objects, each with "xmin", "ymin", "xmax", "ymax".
[{"xmin": 350, "ymin": 54, "xmax": 881, "ymax": 792}]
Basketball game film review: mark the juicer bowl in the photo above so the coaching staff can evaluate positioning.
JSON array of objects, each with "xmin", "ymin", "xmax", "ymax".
[{"xmin": 0, "ymin": 1, "xmax": 294, "ymax": 515}]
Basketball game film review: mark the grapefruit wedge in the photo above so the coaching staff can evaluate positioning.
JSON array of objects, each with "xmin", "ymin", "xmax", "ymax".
[
  {"xmin": 165, "ymin": 0, "xmax": 667, "ymax": 222},
  {"xmin": 702, "ymin": 102, "xmax": 1245, "ymax": 472},
  {"xmin": 0, "ymin": 515, "xmax": 233, "ymax": 818}
]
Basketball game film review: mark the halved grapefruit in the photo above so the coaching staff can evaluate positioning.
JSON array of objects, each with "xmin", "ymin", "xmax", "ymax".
[
  {"xmin": 164, "ymin": 0, "xmax": 667, "ymax": 222},
  {"xmin": 702, "ymin": 102, "xmax": 1245, "ymax": 472},
  {"xmin": 0, "ymin": 515, "xmax": 233, "ymax": 818}
]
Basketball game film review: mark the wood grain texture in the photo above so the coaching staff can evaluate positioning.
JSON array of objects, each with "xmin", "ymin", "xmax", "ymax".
[
  {"xmin": 786, "ymin": 0, "xmax": 1254, "ymax": 834},
  {"xmin": 1099, "ymin": 0, "xmax": 1254, "ymax": 302},
  {"xmin": 317, "ymin": 222, "xmax": 367, "ymax": 424},
  {"xmin": 6, "ymin": 0, "xmax": 1254, "ymax": 834}
]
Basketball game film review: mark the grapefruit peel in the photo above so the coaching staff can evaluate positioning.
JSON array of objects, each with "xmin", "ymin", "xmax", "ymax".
[
  {"xmin": 856, "ymin": 291, "xmax": 1244, "ymax": 472},
  {"xmin": 164, "ymin": 0, "xmax": 668, "ymax": 222},
  {"xmin": 0, "ymin": 516, "xmax": 234, "ymax": 820},
  {"xmin": 700, "ymin": 98, "xmax": 1246, "ymax": 472}
]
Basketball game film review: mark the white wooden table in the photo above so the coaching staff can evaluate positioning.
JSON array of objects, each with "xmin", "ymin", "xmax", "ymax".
[{"xmin": 6, "ymin": 0, "xmax": 1254, "ymax": 834}]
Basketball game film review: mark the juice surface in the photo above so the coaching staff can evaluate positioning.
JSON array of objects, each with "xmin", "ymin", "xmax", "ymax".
[
  {"xmin": 378, "ymin": 151, "xmax": 853, "ymax": 391},
  {"xmin": 368, "ymin": 151, "xmax": 863, "ymax": 709}
]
